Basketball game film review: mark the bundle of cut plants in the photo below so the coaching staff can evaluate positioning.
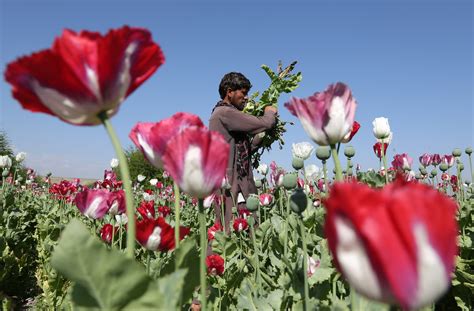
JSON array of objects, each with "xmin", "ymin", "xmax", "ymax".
[{"xmin": 244, "ymin": 61, "xmax": 302, "ymax": 168}]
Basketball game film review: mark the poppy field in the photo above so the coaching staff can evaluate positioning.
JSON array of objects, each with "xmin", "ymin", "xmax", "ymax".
[{"xmin": 1, "ymin": 26, "xmax": 473, "ymax": 311}]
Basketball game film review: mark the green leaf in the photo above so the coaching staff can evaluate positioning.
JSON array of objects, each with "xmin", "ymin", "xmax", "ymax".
[{"xmin": 159, "ymin": 237, "xmax": 200, "ymax": 302}]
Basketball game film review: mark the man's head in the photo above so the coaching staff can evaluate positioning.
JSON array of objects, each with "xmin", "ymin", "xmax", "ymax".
[{"xmin": 219, "ymin": 72, "xmax": 252, "ymax": 110}]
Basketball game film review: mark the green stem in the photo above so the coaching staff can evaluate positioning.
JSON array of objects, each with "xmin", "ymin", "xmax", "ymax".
[
  {"xmin": 173, "ymin": 181, "xmax": 181, "ymax": 249},
  {"xmin": 249, "ymin": 218, "xmax": 261, "ymax": 293},
  {"xmin": 323, "ymin": 161, "xmax": 329, "ymax": 194},
  {"xmin": 468, "ymin": 154, "xmax": 474, "ymax": 184},
  {"xmin": 330, "ymin": 144, "xmax": 343, "ymax": 182},
  {"xmin": 381, "ymin": 145, "xmax": 389, "ymax": 184},
  {"xmin": 299, "ymin": 217, "xmax": 310, "ymax": 311},
  {"xmin": 146, "ymin": 251, "xmax": 151, "ymax": 275},
  {"xmin": 198, "ymin": 199, "xmax": 207, "ymax": 311},
  {"xmin": 100, "ymin": 113, "xmax": 135, "ymax": 258},
  {"xmin": 284, "ymin": 191, "xmax": 290, "ymax": 258}
]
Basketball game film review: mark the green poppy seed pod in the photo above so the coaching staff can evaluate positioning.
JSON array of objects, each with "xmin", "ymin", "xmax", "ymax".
[
  {"xmin": 344, "ymin": 146, "xmax": 355, "ymax": 158},
  {"xmin": 430, "ymin": 169, "xmax": 438, "ymax": 177},
  {"xmin": 2, "ymin": 169, "xmax": 9, "ymax": 177},
  {"xmin": 292, "ymin": 156, "xmax": 305, "ymax": 170},
  {"xmin": 246, "ymin": 194, "xmax": 259, "ymax": 212},
  {"xmin": 290, "ymin": 188, "xmax": 308, "ymax": 214},
  {"xmin": 459, "ymin": 163, "xmax": 464, "ymax": 171},
  {"xmin": 316, "ymin": 146, "xmax": 331, "ymax": 161},
  {"xmin": 349, "ymin": 162, "xmax": 354, "ymax": 168},
  {"xmin": 415, "ymin": 173, "xmax": 422, "ymax": 180},
  {"xmin": 465, "ymin": 147, "xmax": 472, "ymax": 155},
  {"xmin": 347, "ymin": 168, "xmax": 353, "ymax": 176},
  {"xmin": 248, "ymin": 216, "xmax": 255, "ymax": 226},
  {"xmin": 283, "ymin": 172, "xmax": 298, "ymax": 190},
  {"xmin": 254, "ymin": 179, "xmax": 262, "ymax": 188},
  {"xmin": 439, "ymin": 163, "xmax": 449, "ymax": 172},
  {"xmin": 419, "ymin": 167, "xmax": 427, "ymax": 175},
  {"xmin": 452, "ymin": 148, "xmax": 462, "ymax": 157}
]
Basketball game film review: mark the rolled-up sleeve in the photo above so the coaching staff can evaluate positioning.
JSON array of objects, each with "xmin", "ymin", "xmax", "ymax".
[{"xmin": 219, "ymin": 107, "xmax": 277, "ymax": 134}]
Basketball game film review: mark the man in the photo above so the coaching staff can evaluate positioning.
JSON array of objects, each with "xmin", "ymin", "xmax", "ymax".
[{"xmin": 209, "ymin": 72, "xmax": 277, "ymax": 233}]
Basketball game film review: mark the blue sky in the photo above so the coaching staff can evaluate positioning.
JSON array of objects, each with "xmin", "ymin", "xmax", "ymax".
[{"xmin": 1, "ymin": 0, "xmax": 472, "ymax": 180}]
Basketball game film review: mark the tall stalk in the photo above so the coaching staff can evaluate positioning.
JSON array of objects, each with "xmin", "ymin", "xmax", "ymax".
[
  {"xmin": 330, "ymin": 144, "xmax": 343, "ymax": 182},
  {"xmin": 100, "ymin": 113, "xmax": 135, "ymax": 258},
  {"xmin": 198, "ymin": 199, "xmax": 207, "ymax": 311},
  {"xmin": 173, "ymin": 181, "xmax": 181, "ymax": 249}
]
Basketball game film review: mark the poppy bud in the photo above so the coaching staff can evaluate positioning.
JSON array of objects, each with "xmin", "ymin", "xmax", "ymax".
[
  {"xmin": 292, "ymin": 156, "xmax": 305, "ymax": 170},
  {"xmin": 465, "ymin": 147, "xmax": 472, "ymax": 155},
  {"xmin": 419, "ymin": 167, "xmax": 427, "ymax": 175},
  {"xmin": 316, "ymin": 146, "xmax": 331, "ymax": 161},
  {"xmin": 283, "ymin": 172, "xmax": 298, "ymax": 190},
  {"xmin": 452, "ymin": 148, "xmax": 462, "ymax": 157},
  {"xmin": 290, "ymin": 188, "xmax": 308, "ymax": 214},
  {"xmin": 2, "ymin": 169, "xmax": 9, "ymax": 177},
  {"xmin": 246, "ymin": 194, "xmax": 259, "ymax": 212},
  {"xmin": 439, "ymin": 163, "xmax": 449, "ymax": 172},
  {"xmin": 430, "ymin": 169, "xmax": 438, "ymax": 177},
  {"xmin": 254, "ymin": 179, "xmax": 262, "ymax": 188},
  {"xmin": 344, "ymin": 146, "xmax": 355, "ymax": 158},
  {"xmin": 459, "ymin": 163, "xmax": 464, "ymax": 171}
]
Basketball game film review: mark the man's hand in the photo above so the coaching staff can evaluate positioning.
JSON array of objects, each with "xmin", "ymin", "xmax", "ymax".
[{"xmin": 264, "ymin": 105, "xmax": 277, "ymax": 114}]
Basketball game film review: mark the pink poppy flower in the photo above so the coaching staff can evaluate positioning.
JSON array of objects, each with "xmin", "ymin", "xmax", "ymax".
[
  {"xmin": 324, "ymin": 178, "xmax": 458, "ymax": 310},
  {"xmin": 162, "ymin": 126, "xmax": 229, "ymax": 199},
  {"xmin": 4, "ymin": 26, "xmax": 164, "ymax": 125},
  {"xmin": 419, "ymin": 153, "xmax": 432, "ymax": 167},
  {"xmin": 74, "ymin": 188, "xmax": 114, "ymax": 219},
  {"xmin": 129, "ymin": 112, "xmax": 204, "ymax": 169},
  {"xmin": 441, "ymin": 155, "xmax": 455, "ymax": 168},
  {"xmin": 259, "ymin": 193, "xmax": 273, "ymax": 206},
  {"xmin": 431, "ymin": 154, "xmax": 442, "ymax": 166},
  {"xmin": 108, "ymin": 190, "xmax": 126, "ymax": 216},
  {"xmin": 285, "ymin": 82, "xmax": 357, "ymax": 146},
  {"xmin": 391, "ymin": 153, "xmax": 413, "ymax": 171}
]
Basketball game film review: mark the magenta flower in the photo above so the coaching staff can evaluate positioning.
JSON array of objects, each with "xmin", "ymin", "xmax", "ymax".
[
  {"xmin": 108, "ymin": 190, "xmax": 126, "ymax": 216},
  {"xmin": 285, "ymin": 82, "xmax": 357, "ymax": 145},
  {"xmin": 419, "ymin": 153, "xmax": 432, "ymax": 167},
  {"xmin": 431, "ymin": 154, "xmax": 442, "ymax": 166},
  {"xmin": 4, "ymin": 26, "xmax": 164, "ymax": 125},
  {"xmin": 391, "ymin": 153, "xmax": 413, "ymax": 171},
  {"xmin": 75, "ymin": 188, "xmax": 114, "ymax": 219},
  {"xmin": 441, "ymin": 155, "xmax": 455, "ymax": 168},
  {"xmin": 129, "ymin": 112, "xmax": 204, "ymax": 169},
  {"xmin": 259, "ymin": 193, "xmax": 273, "ymax": 206},
  {"xmin": 162, "ymin": 126, "xmax": 229, "ymax": 198},
  {"xmin": 233, "ymin": 218, "xmax": 249, "ymax": 232}
]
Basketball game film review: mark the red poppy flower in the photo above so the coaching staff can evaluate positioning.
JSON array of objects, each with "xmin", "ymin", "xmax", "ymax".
[
  {"xmin": 233, "ymin": 218, "xmax": 249, "ymax": 232},
  {"xmin": 208, "ymin": 223, "xmax": 223, "ymax": 241},
  {"xmin": 206, "ymin": 254, "xmax": 225, "ymax": 276},
  {"xmin": 158, "ymin": 205, "xmax": 171, "ymax": 217},
  {"xmin": 137, "ymin": 201, "xmax": 155, "ymax": 219},
  {"xmin": 4, "ymin": 26, "xmax": 164, "ymax": 125},
  {"xmin": 341, "ymin": 120, "xmax": 361, "ymax": 143},
  {"xmin": 100, "ymin": 223, "xmax": 118, "ymax": 244},
  {"xmin": 324, "ymin": 178, "xmax": 458, "ymax": 310},
  {"xmin": 135, "ymin": 217, "xmax": 190, "ymax": 251},
  {"xmin": 373, "ymin": 142, "xmax": 388, "ymax": 159}
]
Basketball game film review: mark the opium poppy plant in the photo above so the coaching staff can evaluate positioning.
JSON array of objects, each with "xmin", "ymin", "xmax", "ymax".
[
  {"xmin": 4, "ymin": 26, "xmax": 164, "ymax": 125},
  {"xmin": 324, "ymin": 178, "xmax": 458, "ymax": 310}
]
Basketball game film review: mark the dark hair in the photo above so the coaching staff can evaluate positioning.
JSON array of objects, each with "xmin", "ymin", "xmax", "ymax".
[{"xmin": 218, "ymin": 72, "xmax": 252, "ymax": 99}]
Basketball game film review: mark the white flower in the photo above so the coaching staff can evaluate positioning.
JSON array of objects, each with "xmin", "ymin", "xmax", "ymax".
[
  {"xmin": 110, "ymin": 158, "xmax": 119, "ymax": 168},
  {"xmin": 292, "ymin": 142, "xmax": 314, "ymax": 160},
  {"xmin": 15, "ymin": 152, "xmax": 27, "ymax": 162},
  {"xmin": 115, "ymin": 214, "xmax": 128, "ymax": 225},
  {"xmin": 377, "ymin": 132, "xmax": 393, "ymax": 144},
  {"xmin": 372, "ymin": 117, "xmax": 391, "ymax": 140},
  {"xmin": 304, "ymin": 164, "xmax": 321, "ymax": 181},
  {"xmin": 256, "ymin": 163, "xmax": 268, "ymax": 175},
  {"xmin": 137, "ymin": 174, "xmax": 146, "ymax": 182},
  {"xmin": 0, "ymin": 156, "xmax": 12, "ymax": 168},
  {"xmin": 143, "ymin": 192, "xmax": 155, "ymax": 202},
  {"xmin": 149, "ymin": 178, "xmax": 158, "ymax": 186}
]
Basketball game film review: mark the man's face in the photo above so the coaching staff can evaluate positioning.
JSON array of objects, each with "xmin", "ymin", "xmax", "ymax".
[{"xmin": 228, "ymin": 88, "xmax": 249, "ymax": 110}]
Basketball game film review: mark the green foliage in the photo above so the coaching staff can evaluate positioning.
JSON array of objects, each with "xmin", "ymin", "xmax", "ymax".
[
  {"xmin": 51, "ymin": 219, "xmax": 188, "ymax": 310},
  {"xmin": 121, "ymin": 146, "xmax": 162, "ymax": 183},
  {"xmin": 243, "ymin": 61, "xmax": 302, "ymax": 168},
  {"xmin": 0, "ymin": 131, "xmax": 13, "ymax": 158}
]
